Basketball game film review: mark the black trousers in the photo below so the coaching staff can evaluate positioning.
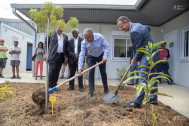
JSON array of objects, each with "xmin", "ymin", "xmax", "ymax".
[
  {"xmin": 68, "ymin": 60, "xmax": 83, "ymax": 89},
  {"xmin": 48, "ymin": 53, "xmax": 64, "ymax": 88},
  {"xmin": 87, "ymin": 53, "xmax": 108, "ymax": 93}
]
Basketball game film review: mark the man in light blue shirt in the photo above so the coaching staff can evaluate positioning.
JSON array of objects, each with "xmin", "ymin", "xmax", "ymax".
[{"xmin": 78, "ymin": 28, "xmax": 110, "ymax": 97}]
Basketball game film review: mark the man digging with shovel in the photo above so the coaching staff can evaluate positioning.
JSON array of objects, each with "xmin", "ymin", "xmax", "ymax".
[
  {"xmin": 77, "ymin": 28, "xmax": 110, "ymax": 97},
  {"xmin": 117, "ymin": 16, "xmax": 159, "ymax": 108}
]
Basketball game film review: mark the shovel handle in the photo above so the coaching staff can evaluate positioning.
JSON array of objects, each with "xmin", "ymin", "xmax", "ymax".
[
  {"xmin": 48, "ymin": 61, "xmax": 104, "ymax": 92},
  {"xmin": 115, "ymin": 64, "xmax": 132, "ymax": 95},
  {"xmin": 81, "ymin": 61, "xmax": 104, "ymax": 75}
]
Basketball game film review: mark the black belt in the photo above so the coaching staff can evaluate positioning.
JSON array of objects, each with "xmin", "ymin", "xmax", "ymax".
[{"xmin": 56, "ymin": 52, "xmax": 64, "ymax": 55}]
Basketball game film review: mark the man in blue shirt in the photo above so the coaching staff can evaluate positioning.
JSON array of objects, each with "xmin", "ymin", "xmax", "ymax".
[{"xmin": 78, "ymin": 28, "xmax": 110, "ymax": 97}]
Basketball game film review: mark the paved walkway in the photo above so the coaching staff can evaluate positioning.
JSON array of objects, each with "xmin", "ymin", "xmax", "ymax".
[{"xmin": 0, "ymin": 72, "xmax": 189, "ymax": 118}]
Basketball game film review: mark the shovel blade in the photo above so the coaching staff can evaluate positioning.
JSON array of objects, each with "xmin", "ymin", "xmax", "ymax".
[{"xmin": 103, "ymin": 92, "xmax": 122, "ymax": 104}]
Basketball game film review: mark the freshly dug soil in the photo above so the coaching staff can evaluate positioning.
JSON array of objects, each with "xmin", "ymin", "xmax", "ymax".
[
  {"xmin": 32, "ymin": 86, "xmax": 45, "ymax": 106},
  {"xmin": 0, "ymin": 82, "xmax": 189, "ymax": 126}
]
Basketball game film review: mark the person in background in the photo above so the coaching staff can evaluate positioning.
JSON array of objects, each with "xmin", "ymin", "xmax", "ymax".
[
  {"xmin": 67, "ymin": 28, "xmax": 84, "ymax": 92},
  {"xmin": 157, "ymin": 43, "xmax": 173, "ymax": 84},
  {"xmin": 44, "ymin": 28, "xmax": 68, "ymax": 91},
  {"xmin": 35, "ymin": 42, "xmax": 44, "ymax": 80},
  {"xmin": 9, "ymin": 41, "xmax": 21, "ymax": 79},
  {"xmin": 117, "ymin": 16, "xmax": 159, "ymax": 108},
  {"xmin": 60, "ymin": 56, "xmax": 70, "ymax": 79},
  {"xmin": 127, "ymin": 46, "xmax": 139, "ymax": 85},
  {"xmin": 78, "ymin": 28, "xmax": 110, "ymax": 97},
  {"xmin": 0, "ymin": 39, "xmax": 8, "ymax": 78}
]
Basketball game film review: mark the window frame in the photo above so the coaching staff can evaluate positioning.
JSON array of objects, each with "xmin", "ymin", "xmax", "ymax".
[
  {"xmin": 181, "ymin": 26, "xmax": 189, "ymax": 62},
  {"xmin": 112, "ymin": 37, "xmax": 131, "ymax": 61}
]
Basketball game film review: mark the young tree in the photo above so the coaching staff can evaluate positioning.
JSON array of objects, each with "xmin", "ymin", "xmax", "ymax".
[
  {"xmin": 124, "ymin": 41, "xmax": 172, "ymax": 126},
  {"xmin": 29, "ymin": 2, "xmax": 79, "ymax": 114}
]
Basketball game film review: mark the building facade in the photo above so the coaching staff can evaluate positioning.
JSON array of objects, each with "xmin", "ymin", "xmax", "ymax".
[{"xmin": 0, "ymin": 18, "xmax": 34, "ymax": 75}]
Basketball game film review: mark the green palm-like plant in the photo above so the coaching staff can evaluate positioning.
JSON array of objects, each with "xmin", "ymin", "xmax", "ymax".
[{"xmin": 123, "ymin": 41, "xmax": 172, "ymax": 126}]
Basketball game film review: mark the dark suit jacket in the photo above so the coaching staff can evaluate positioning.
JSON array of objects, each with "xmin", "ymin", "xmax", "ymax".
[
  {"xmin": 67, "ymin": 36, "xmax": 84, "ymax": 65},
  {"xmin": 129, "ymin": 46, "xmax": 136, "ymax": 62},
  {"xmin": 45, "ymin": 32, "xmax": 68, "ymax": 62}
]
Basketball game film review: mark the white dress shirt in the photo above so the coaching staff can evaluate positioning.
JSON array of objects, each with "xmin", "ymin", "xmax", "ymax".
[
  {"xmin": 74, "ymin": 37, "xmax": 79, "ymax": 54},
  {"xmin": 57, "ymin": 34, "xmax": 64, "ymax": 53}
]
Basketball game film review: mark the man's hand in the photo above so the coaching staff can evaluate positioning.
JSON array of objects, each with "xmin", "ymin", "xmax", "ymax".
[
  {"xmin": 102, "ymin": 58, "xmax": 107, "ymax": 64},
  {"xmin": 0, "ymin": 48, "xmax": 8, "ymax": 52},
  {"xmin": 131, "ymin": 59, "xmax": 136, "ymax": 66},
  {"xmin": 43, "ymin": 55, "xmax": 47, "ymax": 61},
  {"xmin": 138, "ymin": 61, "xmax": 141, "ymax": 66},
  {"xmin": 77, "ymin": 69, "xmax": 82, "ymax": 76},
  {"xmin": 65, "ymin": 57, "xmax": 68, "ymax": 63},
  {"xmin": 75, "ymin": 55, "xmax": 79, "ymax": 61}
]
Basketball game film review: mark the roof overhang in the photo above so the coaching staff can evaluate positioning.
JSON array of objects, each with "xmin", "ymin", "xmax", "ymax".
[{"xmin": 11, "ymin": 0, "xmax": 189, "ymax": 26}]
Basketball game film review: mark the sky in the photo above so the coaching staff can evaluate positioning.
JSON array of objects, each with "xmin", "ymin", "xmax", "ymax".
[{"xmin": 0, "ymin": 0, "xmax": 138, "ymax": 19}]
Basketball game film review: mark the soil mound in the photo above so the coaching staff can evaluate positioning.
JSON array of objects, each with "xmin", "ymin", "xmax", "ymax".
[{"xmin": 32, "ymin": 86, "xmax": 45, "ymax": 106}]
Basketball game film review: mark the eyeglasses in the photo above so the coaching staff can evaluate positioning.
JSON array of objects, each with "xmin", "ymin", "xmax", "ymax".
[
  {"xmin": 118, "ymin": 22, "xmax": 126, "ymax": 30},
  {"xmin": 118, "ymin": 24, "xmax": 125, "ymax": 30}
]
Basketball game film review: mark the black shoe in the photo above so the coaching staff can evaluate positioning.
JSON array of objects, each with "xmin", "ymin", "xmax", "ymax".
[
  {"xmin": 17, "ymin": 75, "xmax": 21, "ymax": 79},
  {"xmin": 88, "ymin": 92, "xmax": 93, "ymax": 97},
  {"xmin": 104, "ymin": 90, "xmax": 109, "ymax": 94},
  {"xmin": 122, "ymin": 102, "xmax": 141, "ymax": 108},
  {"xmin": 67, "ymin": 87, "xmax": 74, "ymax": 91},
  {"xmin": 79, "ymin": 88, "xmax": 84, "ymax": 92},
  {"xmin": 11, "ymin": 75, "xmax": 15, "ymax": 79},
  {"xmin": 0, "ymin": 75, "xmax": 4, "ymax": 78},
  {"xmin": 60, "ymin": 76, "xmax": 64, "ymax": 79}
]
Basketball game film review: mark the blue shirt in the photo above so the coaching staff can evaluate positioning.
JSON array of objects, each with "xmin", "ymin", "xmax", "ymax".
[{"xmin": 78, "ymin": 33, "xmax": 110, "ymax": 70}]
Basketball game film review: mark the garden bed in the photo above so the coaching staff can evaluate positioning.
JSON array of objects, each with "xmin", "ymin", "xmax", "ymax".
[{"xmin": 0, "ymin": 82, "xmax": 188, "ymax": 126}]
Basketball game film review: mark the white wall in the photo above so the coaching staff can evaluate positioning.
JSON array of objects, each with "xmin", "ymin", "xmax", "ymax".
[
  {"xmin": 0, "ymin": 23, "xmax": 33, "ymax": 75},
  {"xmin": 158, "ymin": 10, "xmax": 189, "ymax": 87}
]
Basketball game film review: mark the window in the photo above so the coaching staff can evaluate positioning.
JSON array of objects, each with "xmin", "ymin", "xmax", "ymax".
[
  {"xmin": 113, "ymin": 38, "xmax": 132, "ymax": 60},
  {"xmin": 181, "ymin": 26, "xmax": 189, "ymax": 62}
]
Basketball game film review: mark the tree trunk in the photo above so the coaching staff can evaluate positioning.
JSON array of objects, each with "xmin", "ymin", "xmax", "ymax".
[{"xmin": 45, "ymin": 18, "xmax": 50, "ymax": 114}]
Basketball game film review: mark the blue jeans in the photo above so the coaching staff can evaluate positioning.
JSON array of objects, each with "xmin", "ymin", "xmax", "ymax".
[
  {"xmin": 134, "ymin": 54, "xmax": 158, "ymax": 104},
  {"xmin": 87, "ymin": 53, "xmax": 108, "ymax": 93},
  {"xmin": 130, "ymin": 62, "xmax": 139, "ymax": 83},
  {"xmin": 157, "ymin": 62, "xmax": 173, "ymax": 84}
]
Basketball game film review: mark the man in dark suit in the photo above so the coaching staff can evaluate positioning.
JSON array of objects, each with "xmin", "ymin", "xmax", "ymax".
[
  {"xmin": 44, "ymin": 28, "xmax": 68, "ymax": 90},
  {"xmin": 117, "ymin": 16, "xmax": 159, "ymax": 108},
  {"xmin": 67, "ymin": 28, "xmax": 84, "ymax": 92}
]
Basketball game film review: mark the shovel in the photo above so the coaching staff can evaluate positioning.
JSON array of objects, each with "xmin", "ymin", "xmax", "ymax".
[
  {"xmin": 103, "ymin": 65, "xmax": 132, "ymax": 104},
  {"xmin": 48, "ymin": 61, "xmax": 104, "ymax": 93}
]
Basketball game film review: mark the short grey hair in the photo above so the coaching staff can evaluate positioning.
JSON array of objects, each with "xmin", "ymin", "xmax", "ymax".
[
  {"xmin": 83, "ymin": 28, "xmax": 93, "ymax": 35},
  {"xmin": 72, "ymin": 28, "xmax": 79, "ymax": 33},
  {"xmin": 117, "ymin": 16, "xmax": 131, "ymax": 23}
]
